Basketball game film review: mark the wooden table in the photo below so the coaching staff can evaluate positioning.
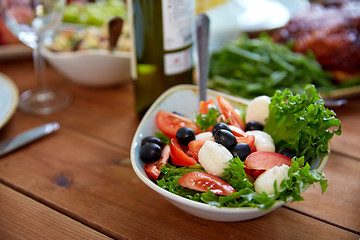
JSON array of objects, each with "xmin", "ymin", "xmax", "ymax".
[{"xmin": 0, "ymin": 57, "xmax": 359, "ymax": 240}]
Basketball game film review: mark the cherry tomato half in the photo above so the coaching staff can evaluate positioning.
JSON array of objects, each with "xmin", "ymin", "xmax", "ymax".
[
  {"xmin": 188, "ymin": 138, "xmax": 213, "ymax": 161},
  {"xmin": 145, "ymin": 144, "xmax": 170, "ymax": 180},
  {"xmin": 217, "ymin": 96, "xmax": 246, "ymax": 130},
  {"xmin": 244, "ymin": 151, "xmax": 292, "ymax": 171},
  {"xmin": 155, "ymin": 110, "xmax": 201, "ymax": 139},
  {"xmin": 170, "ymin": 138, "xmax": 197, "ymax": 166},
  {"xmin": 199, "ymin": 99, "xmax": 216, "ymax": 114},
  {"xmin": 178, "ymin": 171, "xmax": 236, "ymax": 196},
  {"xmin": 236, "ymin": 135, "xmax": 256, "ymax": 152}
]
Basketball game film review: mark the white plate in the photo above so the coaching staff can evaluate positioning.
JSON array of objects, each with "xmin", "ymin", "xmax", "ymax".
[
  {"xmin": 206, "ymin": 0, "xmax": 309, "ymax": 52},
  {"xmin": 0, "ymin": 73, "xmax": 19, "ymax": 129}
]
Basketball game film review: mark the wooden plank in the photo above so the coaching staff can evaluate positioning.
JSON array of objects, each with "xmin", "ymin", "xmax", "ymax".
[
  {"xmin": 328, "ymin": 98, "xmax": 360, "ymax": 160},
  {"xmin": 43, "ymin": 82, "xmax": 139, "ymax": 151},
  {"xmin": 286, "ymin": 152, "xmax": 360, "ymax": 233},
  {"xmin": 2, "ymin": 60, "xmax": 360, "ymax": 159},
  {"xmin": 0, "ymin": 128, "xmax": 357, "ymax": 240},
  {"xmin": 1, "ymin": 58, "xmax": 359, "ymax": 239},
  {"xmin": 0, "ymin": 183, "xmax": 112, "ymax": 240}
]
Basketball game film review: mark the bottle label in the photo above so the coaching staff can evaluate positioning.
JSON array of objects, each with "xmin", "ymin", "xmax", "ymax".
[
  {"xmin": 164, "ymin": 47, "xmax": 192, "ymax": 75},
  {"xmin": 162, "ymin": 0, "xmax": 194, "ymax": 51}
]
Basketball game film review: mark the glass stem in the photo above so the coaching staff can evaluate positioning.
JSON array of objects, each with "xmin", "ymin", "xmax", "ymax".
[{"xmin": 33, "ymin": 33, "xmax": 47, "ymax": 92}]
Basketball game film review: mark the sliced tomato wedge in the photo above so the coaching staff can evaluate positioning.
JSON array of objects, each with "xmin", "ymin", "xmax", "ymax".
[
  {"xmin": 145, "ymin": 145, "xmax": 170, "ymax": 180},
  {"xmin": 244, "ymin": 169, "xmax": 265, "ymax": 179},
  {"xmin": 170, "ymin": 138, "xmax": 197, "ymax": 166},
  {"xmin": 199, "ymin": 99, "xmax": 216, "ymax": 114},
  {"xmin": 236, "ymin": 135, "xmax": 256, "ymax": 151},
  {"xmin": 229, "ymin": 125, "xmax": 246, "ymax": 137},
  {"xmin": 178, "ymin": 171, "xmax": 236, "ymax": 196},
  {"xmin": 244, "ymin": 151, "xmax": 292, "ymax": 171},
  {"xmin": 217, "ymin": 96, "xmax": 246, "ymax": 130},
  {"xmin": 188, "ymin": 138, "xmax": 213, "ymax": 160},
  {"xmin": 155, "ymin": 110, "xmax": 202, "ymax": 139}
]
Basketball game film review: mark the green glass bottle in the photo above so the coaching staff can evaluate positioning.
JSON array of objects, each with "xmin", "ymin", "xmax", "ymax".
[{"xmin": 129, "ymin": 0, "xmax": 195, "ymax": 118}]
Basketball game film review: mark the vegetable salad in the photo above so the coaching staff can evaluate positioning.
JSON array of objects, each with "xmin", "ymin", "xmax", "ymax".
[{"xmin": 139, "ymin": 85, "xmax": 341, "ymax": 210}]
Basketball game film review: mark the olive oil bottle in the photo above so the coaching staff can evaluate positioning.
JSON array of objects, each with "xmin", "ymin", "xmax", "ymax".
[{"xmin": 128, "ymin": 0, "xmax": 195, "ymax": 118}]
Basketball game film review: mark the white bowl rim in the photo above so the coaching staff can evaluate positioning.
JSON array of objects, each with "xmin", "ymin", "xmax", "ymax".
[
  {"xmin": 43, "ymin": 47, "xmax": 131, "ymax": 59},
  {"xmin": 130, "ymin": 84, "xmax": 330, "ymax": 213}
]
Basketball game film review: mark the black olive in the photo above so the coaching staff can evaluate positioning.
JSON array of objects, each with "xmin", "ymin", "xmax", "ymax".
[
  {"xmin": 214, "ymin": 129, "xmax": 237, "ymax": 150},
  {"xmin": 230, "ymin": 143, "xmax": 252, "ymax": 161},
  {"xmin": 140, "ymin": 143, "xmax": 162, "ymax": 163},
  {"xmin": 212, "ymin": 122, "xmax": 231, "ymax": 135},
  {"xmin": 141, "ymin": 136, "xmax": 163, "ymax": 149},
  {"xmin": 245, "ymin": 121, "xmax": 264, "ymax": 132},
  {"xmin": 176, "ymin": 127, "xmax": 196, "ymax": 146},
  {"xmin": 278, "ymin": 148, "xmax": 296, "ymax": 159}
]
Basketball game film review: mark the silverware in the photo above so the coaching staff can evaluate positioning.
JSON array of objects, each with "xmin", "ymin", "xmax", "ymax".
[
  {"xmin": 196, "ymin": 13, "xmax": 210, "ymax": 102},
  {"xmin": 108, "ymin": 16, "xmax": 124, "ymax": 51},
  {"xmin": 324, "ymin": 99, "xmax": 348, "ymax": 107},
  {"xmin": 0, "ymin": 122, "xmax": 60, "ymax": 157}
]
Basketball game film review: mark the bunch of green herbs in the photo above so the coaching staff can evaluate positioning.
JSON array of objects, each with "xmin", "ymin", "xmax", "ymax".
[{"xmin": 208, "ymin": 33, "xmax": 336, "ymax": 99}]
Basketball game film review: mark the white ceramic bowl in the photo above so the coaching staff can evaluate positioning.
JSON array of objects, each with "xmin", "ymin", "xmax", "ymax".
[
  {"xmin": 130, "ymin": 84, "xmax": 329, "ymax": 222},
  {"xmin": 43, "ymin": 48, "xmax": 131, "ymax": 87}
]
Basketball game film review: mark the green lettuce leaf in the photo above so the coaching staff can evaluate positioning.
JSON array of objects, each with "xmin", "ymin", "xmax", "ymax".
[{"xmin": 263, "ymin": 84, "xmax": 341, "ymax": 162}]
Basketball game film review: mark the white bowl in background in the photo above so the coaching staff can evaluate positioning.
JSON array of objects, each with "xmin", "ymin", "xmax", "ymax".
[
  {"xmin": 130, "ymin": 84, "xmax": 329, "ymax": 222},
  {"xmin": 43, "ymin": 48, "xmax": 131, "ymax": 87}
]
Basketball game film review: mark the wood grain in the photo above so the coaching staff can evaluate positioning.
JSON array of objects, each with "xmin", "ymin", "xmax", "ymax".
[
  {"xmin": 328, "ymin": 99, "xmax": 360, "ymax": 160},
  {"xmin": 286, "ymin": 152, "xmax": 360, "ymax": 233},
  {"xmin": 0, "ymin": 125, "xmax": 357, "ymax": 240},
  {"xmin": 0, "ymin": 183, "xmax": 112, "ymax": 240},
  {"xmin": 1, "ymin": 58, "xmax": 359, "ymax": 240}
]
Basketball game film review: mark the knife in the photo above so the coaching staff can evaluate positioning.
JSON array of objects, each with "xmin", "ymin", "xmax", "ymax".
[{"xmin": 0, "ymin": 122, "xmax": 60, "ymax": 157}]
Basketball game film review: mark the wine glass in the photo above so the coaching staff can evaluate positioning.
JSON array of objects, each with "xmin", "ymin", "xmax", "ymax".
[{"xmin": 1, "ymin": 0, "xmax": 71, "ymax": 115}]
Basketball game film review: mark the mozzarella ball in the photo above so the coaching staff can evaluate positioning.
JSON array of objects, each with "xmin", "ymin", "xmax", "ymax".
[
  {"xmin": 198, "ymin": 141, "xmax": 233, "ymax": 177},
  {"xmin": 254, "ymin": 164, "xmax": 290, "ymax": 195},
  {"xmin": 246, "ymin": 96, "xmax": 271, "ymax": 125},
  {"xmin": 195, "ymin": 132, "xmax": 213, "ymax": 140},
  {"xmin": 246, "ymin": 130, "xmax": 275, "ymax": 152}
]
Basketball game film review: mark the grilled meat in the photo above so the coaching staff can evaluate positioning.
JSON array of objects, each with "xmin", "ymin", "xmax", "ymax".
[{"xmin": 271, "ymin": 2, "xmax": 360, "ymax": 82}]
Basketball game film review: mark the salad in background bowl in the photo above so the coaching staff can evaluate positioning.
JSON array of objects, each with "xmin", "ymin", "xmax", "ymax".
[
  {"xmin": 130, "ymin": 84, "xmax": 341, "ymax": 222},
  {"xmin": 42, "ymin": 0, "xmax": 131, "ymax": 87},
  {"xmin": 63, "ymin": 0, "xmax": 127, "ymax": 27}
]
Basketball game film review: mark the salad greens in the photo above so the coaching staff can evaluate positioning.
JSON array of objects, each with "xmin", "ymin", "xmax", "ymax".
[
  {"xmin": 63, "ymin": 0, "xmax": 127, "ymax": 26},
  {"xmin": 157, "ymin": 164, "xmax": 205, "ymax": 201},
  {"xmin": 158, "ymin": 157, "xmax": 328, "ymax": 210},
  {"xmin": 208, "ymin": 33, "xmax": 336, "ymax": 99},
  {"xmin": 155, "ymin": 85, "xmax": 338, "ymax": 210},
  {"xmin": 155, "ymin": 131, "xmax": 171, "ymax": 145},
  {"xmin": 264, "ymin": 84, "xmax": 342, "ymax": 163},
  {"xmin": 195, "ymin": 107, "xmax": 221, "ymax": 131}
]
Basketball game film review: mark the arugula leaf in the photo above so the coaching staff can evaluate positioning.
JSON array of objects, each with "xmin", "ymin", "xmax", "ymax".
[
  {"xmin": 264, "ymin": 84, "xmax": 341, "ymax": 162},
  {"xmin": 218, "ymin": 156, "xmax": 327, "ymax": 210},
  {"xmin": 195, "ymin": 107, "xmax": 221, "ymax": 131},
  {"xmin": 278, "ymin": 157, "xmax": 328, "ymax": 203},
  {"xmin": 221, "ymin": 157, "xmax": 253, "ymax": 191},
  {"xmin": 155, "ymin": 131, "xmax": 171, "ymax": 145},
  {"xmin": 157, "ymin": 164, "xmax": 204, "ymax": 198},
  {"xmin": 208, "ymin": 33, "xmax": 336, "ymax": 99}
]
